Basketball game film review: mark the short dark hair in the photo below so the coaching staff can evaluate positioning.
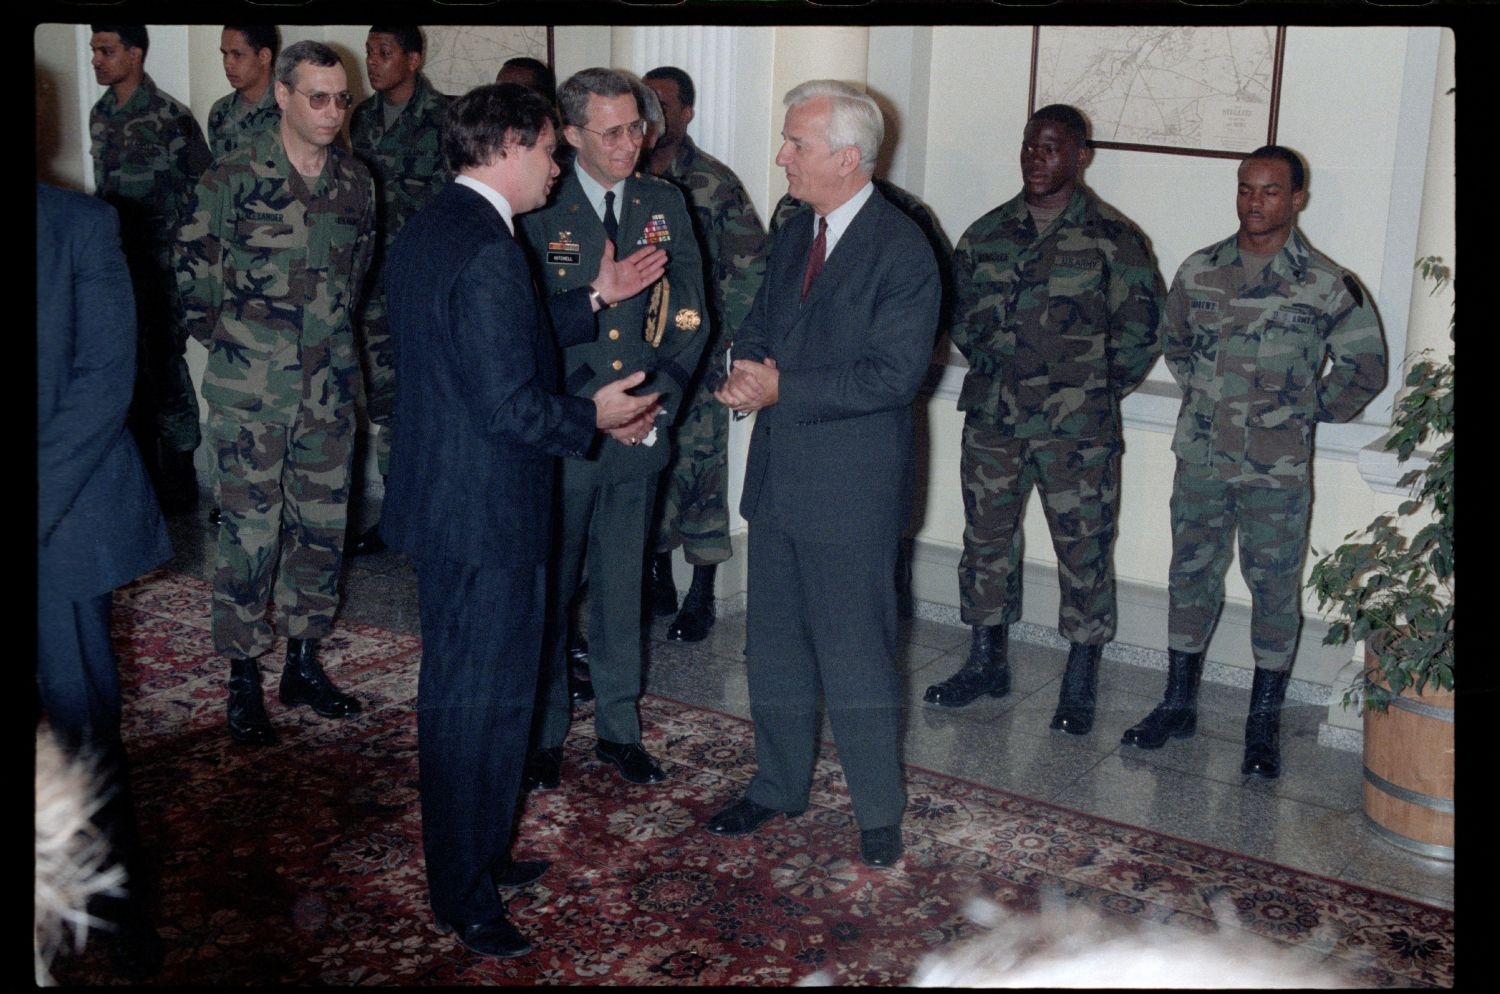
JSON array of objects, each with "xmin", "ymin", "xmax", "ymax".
[
  {"xmin": 224, "ymin": 24, "xmax": 279, "ymax": 60},
  {"xmin": 499, "ymin": 57, "xmax": 556, "ymax": 101},
  {"xmin": 368, "ymin": 25, "xmax": 423, "ymax": 55},
  {"xmin": 1244, "ymin": 144, "xmax": 1307, "ymax": 192},
  {"xmin": 275, "ymin": 40, "xmax": 341, "ymax": 88},
  {"xmin": 443, "ymin": 82, "xmax": 559, "ymax": 173},
  {"xmin": 558, "ymin": 67, "xmax": 634, "ymax": 128},
  {"xmin": 643, "ymin": 66, "xmax": 695, "ymax": 107},
  {"xmin": 1030, "ymin": 103, "xmax": 1090, "ymax": 145},
  {"xmin": 91, "ymin": 24, "xmax": 148, "ymax": 57}
]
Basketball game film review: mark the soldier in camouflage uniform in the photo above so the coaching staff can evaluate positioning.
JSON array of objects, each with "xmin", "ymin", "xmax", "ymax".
[
  {"xmin": 1121, "ymin": 146, "xmax": 1386, "ymax": 778},
  {"xmin": 924, "ymin": 105, "xmax": 1165, "ymax": 737},
  {"xmin": 176, "ymin": 41, "xmax": 376, "ymax": 746},
  {"xmin": 347, "ymin": 26, "xmax": 452, "ymax": 555},
  {"xmin": 89, "ymin": 25, "xmax": 211, "ymax": 514},
  {"xmin": 207, "ymin": 25, "xmax": 281, "ymax": 160},
  {"xmin": 642, "ymin": 67, "xmax": 768, "ymax": 642}
]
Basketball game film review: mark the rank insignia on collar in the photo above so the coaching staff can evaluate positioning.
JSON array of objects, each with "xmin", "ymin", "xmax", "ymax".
[
  {"xmin": 675, "ymin": 308, "xmax": 701, "ymax": 332},
  {"xmin": 640, "ymin": 212, "xmax": 671, "ymax": 245}
]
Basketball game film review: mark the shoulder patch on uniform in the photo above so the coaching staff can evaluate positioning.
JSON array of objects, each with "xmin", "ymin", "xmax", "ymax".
[{"xmin": 1342, "ymin": 274, "xmax": 1364, "ymax": 307}]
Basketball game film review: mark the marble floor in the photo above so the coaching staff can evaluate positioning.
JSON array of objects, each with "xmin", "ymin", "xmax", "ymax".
[{"xmin": 163, "ymin": 509, "xmax": 1454, "ymax": 911}]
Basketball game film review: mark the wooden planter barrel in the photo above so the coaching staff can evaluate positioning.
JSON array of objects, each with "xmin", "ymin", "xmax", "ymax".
[{"xmin": 1361, "ymin": 645, "xmax": 1454, "ymax": 860}]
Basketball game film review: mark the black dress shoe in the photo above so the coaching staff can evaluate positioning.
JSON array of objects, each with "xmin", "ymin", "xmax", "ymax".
[
  {"xmin": 492, "ymin": 857, "xmax": 549, "ymax": 889},
  {"xmin": 859, "ymin": 825, "xmax": 903, "ymax": 868},
  {"xmin": 567, "ymin": 648, "xmax": 594, "ymax": 704},
  {"xmin": 436, "ymin": 915, "xmax": 532, "ymax": 958},
  {"xmin": 350, "ymin": 523, "xmax": 387, "ymax": 556},
  {"xmin": 704, "ymin": 796, "xmax": 801, "ymax": 836},
  {"xmin": 595, "ymin": 739, "xmax": 667, "ymax": 784},
  {"xmin": 208, "ymin": 505, "xmax": 222, "ymax": 525},
  {"xmin": 522, "ymin": 747, "xmax": 562, "ymax": 791}
]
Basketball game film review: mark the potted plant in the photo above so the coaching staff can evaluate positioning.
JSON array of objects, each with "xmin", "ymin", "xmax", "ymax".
[{"xmin": 1307, "ymin": 256, "xmax": 1453, "ymax": 859}]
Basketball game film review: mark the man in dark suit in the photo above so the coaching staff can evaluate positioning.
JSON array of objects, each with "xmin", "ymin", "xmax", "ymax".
[
  {"xmin": 707, "ymin": 81, "xmax": 941, "ymax": 868},
  {"xmin": 36, "ymin": 181, "xmax": 174, "ymax": 977},
  {"xmin": 381, "ymin": 84, "xmax": 664, "ymax": 959},
  {"xmin": 519, "ymin": 68, "xmax": 709, "ymax": 790}
]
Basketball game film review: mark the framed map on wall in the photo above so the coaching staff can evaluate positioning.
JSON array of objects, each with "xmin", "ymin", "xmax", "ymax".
[
  {"xmin": 421, "ymin": 25, "xmax": 552, "ymax": 97},
  {"xmin": 1030, "ymin": 26, "xmax": 1286, "ymax": 158}
]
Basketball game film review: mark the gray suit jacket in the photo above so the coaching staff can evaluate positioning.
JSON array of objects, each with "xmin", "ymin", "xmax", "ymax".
[{"xmin": 734, "ymin": 187, "xmax": 940, "ymax": 545}]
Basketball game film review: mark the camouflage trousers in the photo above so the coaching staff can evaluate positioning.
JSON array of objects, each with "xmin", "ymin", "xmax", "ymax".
[
  {"xmin": 209, "ymin": 407, "xmax": 355, "ymax": 659},
  {"xmin": 652, "ymin": 386, "xmax": 731, "ymax": 565},
  {"xmin": 958, "ymin": 423, "xmax": 1121, "ymax": 644},
  {"xmin": 129, "ymin": 263, "xmax": 201, "ymax": 454},
  {"xmin": 1168, "ymin": 461, "xmax": 1310, "ymax": 673},
  {"xmin": 356, "ymin": 288, "xmax": 396, "ymax": 479}
]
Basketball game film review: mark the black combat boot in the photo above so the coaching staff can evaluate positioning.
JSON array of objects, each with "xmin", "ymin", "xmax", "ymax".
[
  {"xmin": 667, "ymin": 564, "xmax": 717, "ymax": 642},
  {"xmin": 923, "ymin": 624, "xmax": 1010, "ymax": 707},
  {"xmin": 567, "ymin": 633, "xmax": 594, "ymax": 703},
  {"xmin": 1121, "ymin": 649, "xmax": 1205, "ymax": 749},
  {"xmin": 227, "ymin": 658, "xmax": 276, "ymax": 745},
  {"xmin": 1241, "ymin": 666, "xmax": 1291, "ymax": 778},
  {"xmin": 280, "ymin": 638, "xmax": 362, "ymax": 718},
  {"xmin": 349, "ymin": 522, "xmax": 387, "ymax": 556},
  {"xmin": 1050, "ymin": 642, "xmax": 1102, "ymax": 735},
  {"xmin": 649, "ymin": 552, "xmax": 678, "ymax": 617}
]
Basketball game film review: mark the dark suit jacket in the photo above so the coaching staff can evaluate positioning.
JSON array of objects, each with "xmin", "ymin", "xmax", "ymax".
[
  {"xmin": 520, "ymin": 168, "xmax": 709, "ymax": 488},
  {"xmin": 381, "ymin": 182, "xmax": 598, "ymax": 567},
  {"xmin": 734, "ymin": 187, "xmax": 940, "ymax": 545},
  {"xmin": 36, "ymin": 183, "xmax": 172, "ymax": 599}
]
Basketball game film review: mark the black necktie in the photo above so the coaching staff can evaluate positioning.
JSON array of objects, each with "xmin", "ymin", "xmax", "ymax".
[
  {"xmin": 603, "ymin": 190, "xmax": 619, "ymax": 243},
  {"xmin": 801, "ymin": 216, "xmax": 828, "ymax": 299}
]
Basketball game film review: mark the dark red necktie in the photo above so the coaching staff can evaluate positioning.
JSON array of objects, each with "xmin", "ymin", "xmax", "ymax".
[{"xmin": 801, "ymin": 215, "xmax": 828, "ymax": 299}]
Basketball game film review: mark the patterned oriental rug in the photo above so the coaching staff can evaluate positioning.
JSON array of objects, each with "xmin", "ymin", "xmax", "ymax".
[{"xmin": 51, "ymin": 571, "xmax": 1452, "ymax": 986}]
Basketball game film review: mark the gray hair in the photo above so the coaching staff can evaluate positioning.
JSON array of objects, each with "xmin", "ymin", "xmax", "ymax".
[
  {"xmin": 274, "ymin": 39, "xmax": 341, "ymax": 88},
  {"xmin": 784, "ymin": 79, "xmax": 882, "ymax": 175},
  {"xmin": 624, "ymin": 70, "xmax": 664, "ymax": 133},
  {"xmin": 558, "ymin": 67, "xmax": 635, "ymax": 128}
]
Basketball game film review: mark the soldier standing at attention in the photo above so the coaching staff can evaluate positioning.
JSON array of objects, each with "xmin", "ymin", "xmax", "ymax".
[
  {"xmin": 925, "ymin": 104, "xmax": 1165, "ymax": 736},
  {"xmin": 176, "ymin": 40, "xmax": 377, "ymax": 746},
  {"xmin": 347, "ymin": 25, "xmax": 452, "ymax": 556},
  {"xmin": 89, "ymin": 24, "xmax": 210, "ymax": 515},
  {"xmin": 641, "ymin": 66, "xmax": 767, "ymax": 642},
  {"xmin": 208, "ymin": 25, "xmax": 281, "ymax": 160},
  {"xmin": 1121, "ymin": 146, "xmax": 1386, "ymax": 778},
  {"xmin": 519, "ymin": 68, "xmax": 708, "ymax": 790}
]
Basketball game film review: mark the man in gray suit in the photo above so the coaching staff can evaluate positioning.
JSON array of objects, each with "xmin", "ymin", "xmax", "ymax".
[{"xmin": 706, "ymin": 80, "xmax": 941, "ymax": 868}]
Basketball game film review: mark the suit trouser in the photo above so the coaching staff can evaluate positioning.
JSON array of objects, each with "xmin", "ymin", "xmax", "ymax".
[
  {"xmin": 536, "ymin": 476, "xmax": 656, "ymax": 749},
  {"xmin": 958, "ymin": 424, "xmax": 1121, "ymax": 645},
  {"xmin": 36, "ymin": 582, "xmax": 149, "ymax": 924},
  {"xmin": 1167, "ymin": 461, "xmax": 1311, "ymax": 673},
  {"xmin": 414, "ymin": 557, "xmax": 544, "ymax": 924},
  {"xmin": 743, "ymin": 514, "xmax": 906, "ymax": 830}
]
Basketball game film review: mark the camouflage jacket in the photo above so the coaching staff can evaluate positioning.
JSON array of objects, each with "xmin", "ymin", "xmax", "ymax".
[
  {"xmin": 175, "ymin": 128, "xmax": 377, "ymax": 423},
  {"xmin": 207, "ymin": 85, "xmax": 281, "ymax": 161},
  {"xmin": 350, "ymin": 73, "xmax": 451, "ymax": 253},
  {"xmin": 771, "ymin": 178, "xmax": 953, "ymax": 332},
  {"xmin": 521, "ymin": 168, "xmax": 709, "ymax": 486},
  {"xmin": 949, "ymin": 186, "xmax": 1164, "ymax": 440},
  {"xmin": 1164, "ymin": 229, "xmax": 1387, "ymax": 486},
  {"xmin": 656, "ymin": 136, "xmax": 766, "ymax": 354},
  {"xmin": 90, "ymin": 73, "xmax": 211, "ymax": 257}
]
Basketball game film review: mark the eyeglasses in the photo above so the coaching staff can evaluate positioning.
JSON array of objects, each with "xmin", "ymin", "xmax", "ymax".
[
  {"xmin": 294, "ymin": 87, "xmax": 354, "ymax": 110},
  {"xmin": 574, "ymin": 119, "xmax": 648, "ymax": 146}
]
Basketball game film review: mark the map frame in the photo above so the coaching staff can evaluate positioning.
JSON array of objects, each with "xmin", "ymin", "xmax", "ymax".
[
  {"xmin": 1028, "ymin": 26, "xmax": 1286, "ymax": 159},
  {"xmin": 421, "ymin": 25, "xmax": 554, "ymax": 100}
]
